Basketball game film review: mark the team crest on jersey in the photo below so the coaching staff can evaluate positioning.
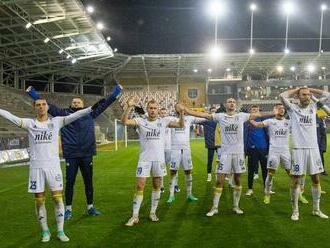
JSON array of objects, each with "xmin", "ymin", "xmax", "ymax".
[
  {"xmin": 47, "ymin": 123, "xmax": 54, "ymax": 129},
  {"xmin": 310, "ymin": 109, "xmax": 313, "ymax": 114},
  {"xmin": 157, "ymin": 122, "xmax": 162, "ymax": 127},
  {"xmin": 235, "ymin": 116, "xmax": 239, "ymax": 121}
]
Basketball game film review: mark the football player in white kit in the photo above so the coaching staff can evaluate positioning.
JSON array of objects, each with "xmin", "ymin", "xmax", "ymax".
[
  {"xmin": 159, "ymin": 108, "xmax": 173, "ymax": 193},
  {"xmin": 280, "ymin": 87, "xmax": 330, "ymax": 221},
  {"xmin": 122, "ymin": 97, "xmax": 184, "ymax": 226},
  {"xmin": 0, "ymin": 98, "xmax": 94, "ymax": 242},
  {"xmin": 166, "ymin": 114, "xmax": 205, "ymax": 204},
  {"xmin": 183, "ymin": 98, "xmax": 254, "ymax": 216},
  {"xmin": 249, "ymin": 103, "xmax": 291, "ymax": 204}
]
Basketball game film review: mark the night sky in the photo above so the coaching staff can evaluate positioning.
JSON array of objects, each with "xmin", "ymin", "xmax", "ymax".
[{"xmin": 82, "ymin": 0, "xmax": 330, "ymax": 54}]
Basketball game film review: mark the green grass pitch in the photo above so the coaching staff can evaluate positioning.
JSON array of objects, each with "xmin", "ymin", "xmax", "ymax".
[{"xmin": 1, "ymin": 139, "xmax": 330, "ymax": 248}]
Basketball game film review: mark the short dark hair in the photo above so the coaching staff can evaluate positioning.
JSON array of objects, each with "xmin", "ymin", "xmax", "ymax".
[
  {"xmin": 297, "ymin": 87, "xmax": 309, "ymax": 95},
  {"xmin": 33, "ymin": 98, "xmax": 47, "ymax": 106},
  {"xmin": 72, "ymin": 96, "xmax": 84, "ymax": 102},
  {"xmin": 160, "ymin": 107, "xmax": 167, "ymax": 111},
  {"xmin": 250, "ymin": 105, "xmax": 259, "ymax": 109},
  {"xmin": 274, "ymin": 103, "xmax": 283, "ymax": 107}
]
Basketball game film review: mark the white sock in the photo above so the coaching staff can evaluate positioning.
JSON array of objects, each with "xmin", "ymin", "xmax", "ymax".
[
  {"xmin": 65, "ymin": 205, "xmax": 72, "ymax": 211},
  {"xmin": 213, "ymin": 187, "xmax": 223, "ymax": 209},
  {"xmin": 169, "ymin": 175, "xmax": 176, "ymax": 197},
  {"xmin": 233, "ymin": 186, "xmax": 242, "ymax": 208},
  {"xmin": 312, "ymin": 184, "xmax": 321, "ymax": 211},
  {"xmin": 291, "ymin": 185, "xmax": 300, "ymax": 213},
  {"xmin": 35, "ymin": 198, "xmax": 48, "ymax": 232},
  {"xmin": 53, "ymin": 195, "xmax": 65, "ymax": 232},
  {"xmin": 132, "ymin": 191, "xmax": 143, "ymax": 217},
  {"xmin": 150, "ymin": 190, "xmax": 161, "ymax": 214},
  {"xmin": 300, "ymin": 175, "xmax": 306, "ymax": 195},
  {"xmin": 265, "ymin": 173, "xmax": 273, "ymax": 195},
  {"xmin": 185, "ymin": 174, "xmax": 193, "ymax": 196},
  {"xmin": 87, "ymin": 204, "xmax": 93, "ymax": 210}
]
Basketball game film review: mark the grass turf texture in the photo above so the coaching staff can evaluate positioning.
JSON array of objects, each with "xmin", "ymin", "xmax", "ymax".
[{"xmin": 1, "ymin": 139, "xmax": 330, "ymax": 248}]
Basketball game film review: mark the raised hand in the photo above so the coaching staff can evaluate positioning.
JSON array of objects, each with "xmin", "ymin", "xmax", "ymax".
[{"xmin": 127, "ymin": 96, "xmax": 139, "ymax": 107}]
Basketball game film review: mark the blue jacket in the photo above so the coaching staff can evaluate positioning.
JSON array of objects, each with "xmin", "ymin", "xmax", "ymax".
[
  {"xmin": 244, "ymin": 117, "xmax": 269, "ymax": 150},
  {"xmin": 316, "ymin": 115, "xmax": 327, "ymax": 152},
  {"xmin": 201, "ymin": 120, "xmax": 217, "ymax": 149},
  {"xmin": 48, "ymin": 95, "xmax": 116, "ymax": 159}
]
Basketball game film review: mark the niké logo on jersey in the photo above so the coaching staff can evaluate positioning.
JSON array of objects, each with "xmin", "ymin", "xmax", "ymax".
[
  {"xmin": 34, "ymin": 131, "xmax": 53, "ymax": 141},
  {"xmin": 225, "ymin": 124, "xmax": 238, "ymax": 132},
  {"xmin": 275, "ymin": 129, "xmax": 287, "ymax": 136},
  {"xmin": 146, "ymin": 129, "xmax": 160, "ymax": 138},
  {"xmin": 299, "ymin": 116, "xmax": 312, "ymax": 124}
]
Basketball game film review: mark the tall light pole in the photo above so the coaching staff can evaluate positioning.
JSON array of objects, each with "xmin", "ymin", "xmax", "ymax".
[
  {"xmin": 249, "ymin": 3, "xmax": 257, "ymax": 54},
  {"xmin": 319, "ymin": 4, "xmax": 327, "ymax": 53},
  {"xmin": 283, "ymin": 2, "xmax": 294, "ymax": 54}
]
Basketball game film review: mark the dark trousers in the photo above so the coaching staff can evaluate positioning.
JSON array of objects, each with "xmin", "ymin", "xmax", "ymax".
[
  {"xmin": 65, "ymin": 157, "xmax": 94, "ymax": 206},
  {"xmin": 247, "ymin": 148, "xmax": 268, "ymax": 190},
  {"xmin": 207, "ymin": 148, "xmax": 216, "ymax": 173}
]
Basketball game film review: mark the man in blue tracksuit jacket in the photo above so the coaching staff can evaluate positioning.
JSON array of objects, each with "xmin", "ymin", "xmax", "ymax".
[
  {"xmin": 244, "ymin": 105, "xmax": 269, "ymax": 196},
  {"xmin": 316, "ymin": 114, "xmax": 327, "ymax": 175},
  {"xmin": 27, "ymin": 82, "xmax": 122, "ymax": 219}
]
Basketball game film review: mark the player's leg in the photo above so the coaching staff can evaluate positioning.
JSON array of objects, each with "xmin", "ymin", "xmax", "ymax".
[
  {"xmin": 290, "ymin": 175, "xmax": 300, "ymax": 221},
  {"xmin": 29, "ymin": 168, "xmax": 50, "ymax": 242},
  {"xmin": 64, "ymin": 158, "xmax": 79, "ymax": 219},
  {"xmin": 51, "ymin": 190, "xmax": 69, "ymax": 242},
  {"xmin": 207, "ymin": 148, "xmax": 215, "ymax": 182},
  {"xmin": 183, "ymin": 149, "xmax": 197, "ymax": 201},
  {"xmin": 150, "ymin": 176, "xmax": 161, "ymax": 222},
  {"xmin": 264, "ymin": 169, "xmax": 275, "ymax": 204},
  {"xmin": 167, "ymin": 169, "xmax": 177, "ymax": 203},
  {"xmin": 232, "ymin": 154, "xmax": 245, "ymax": 214},
  {"xmin": 299, "ymin": 174, "xmax": 308, "ymax": 204},
  {"xmin": 79, "ymin": 157, "xmax": 101, "ymax": 216},
  {"xmin": 264, "ymin": 151, "xmax": 280, "ymax": 204}
]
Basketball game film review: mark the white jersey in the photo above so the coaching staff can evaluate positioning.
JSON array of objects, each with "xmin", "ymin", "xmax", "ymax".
[
  {"xmin": 162, "ymin": 116, "xmax": 175, "ymax": 150},
  {"xmin": 135, "ymin": 117, "xmax": 172, "ymax": 162},
  {"xmin": 0, "ymin": 107, "xmax": 92, "ymax": 169},
  {"xmin": 262, "ymin": 118, "xmax": 291, "ymax": 150},
  {"xmin": 170, "ymin": 115, "xmax": 205, "ymax": 150},
  {"xmin": 212, "ymin": 112, "xmax": 250, "ymax": 154}
]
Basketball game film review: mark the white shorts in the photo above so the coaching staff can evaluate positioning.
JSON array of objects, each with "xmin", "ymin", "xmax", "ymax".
[
  {"xmin": 216, "ymin": 153, "xmax": 246, "ymax": 174},
  {"xmin": 170, "ymin": 149, "xmax": 193, "ymax": 171},
  {"xmin": 291, "ymin": 148, "xmax": 324, "ymax": 176},
  {"xmin": 136, "ymin": 161, "xmax": 166, "ymax": 177},
  {"xmin": 267, "ymin": 149, "xmax": 291, "ymax": 171},
  {"xmin": 28, "ymin": 167, "xmax": 63, "ymax": 193},
  {"xmin": 164, "ymin": 149, "xmax": 171, "ymax": 164}
]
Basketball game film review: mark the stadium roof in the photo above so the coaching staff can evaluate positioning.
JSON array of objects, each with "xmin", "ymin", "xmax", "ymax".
[{"xmin": 1, "ymin": 1, "xmax": 330, "ymax": 86}]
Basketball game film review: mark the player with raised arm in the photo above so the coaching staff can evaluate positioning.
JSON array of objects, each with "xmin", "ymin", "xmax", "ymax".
[
  {"xmin": 183, "ymin": 98, "xmax": 254, "ymax": 216},
  {"xmin": 249, "ymin": 103, "xmax": 291, "ymax": 204},
  {"xmin": 122, "ymin": 97, "xmax": 184, "ymax": 226},
  {"xmin": 0, "ymin": 98, "xmax": 103, "ymax": 242},
  {"xmin": 166, "ymin": 113, "xmax": 206, "ymax": 203},
  {"xmin": 280, "ymin": 87, "xmax": 330, "ymax": 221}
]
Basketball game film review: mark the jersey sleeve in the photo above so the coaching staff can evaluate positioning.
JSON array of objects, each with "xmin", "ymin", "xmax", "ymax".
[
  {"xmin": 262, "ymin": 119, "xmax": 271, "ymax": 127},
  {"xmin": 240, "ymin": 112, "xmax": 250, "ymax": 122},
  {"xmin": 211, "ymin": 113, "xmax": 223, "ymax": 122},
  {"xmin": 280, "ymin": 94, "xmax": 294, "ymax": 111},
  {"xmin": 163, "ymin": 116, "xmax": 175, "ymax": 127},
  {"xmin": 0, "ymin": 109, "xmax": 30, "ymax": 129},
  {"xmin": 133, "ymin": 117, "xmax": 142, "ymax": 127},
  {"xmin": 55, "ymin": 107, "xmax": 92, "ymax": 128},
  {"xmin": 191, "ymin": 116, "xmax": 206, "ymax": 124}
]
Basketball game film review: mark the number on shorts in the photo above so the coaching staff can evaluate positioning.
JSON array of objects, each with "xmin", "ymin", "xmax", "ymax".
[
  {"xmin": 170, "ymin": 162, "xmax": 176, "ymax": 169},
  {"xmin": 217, "ymin": 164, "xmax": 223, "ymax": 171},
  {"xmin": 293, "ymin": 164, "xmax": 299, "ymax": 172},
  {"xmin": 29, "ymin": 181, "xmax": 37, "ymax": 190},
  {"xmin": 269, "ymin": 160, "xmax": 273, "ymax": 167},
  {"xmin": 137, "ymin": 167, "xmax": 143, "ymax": 175}
]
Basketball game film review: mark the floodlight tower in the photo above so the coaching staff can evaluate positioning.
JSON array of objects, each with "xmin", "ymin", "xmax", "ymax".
[
  {"xmin": 319, "ymin": 4, "xmax": 327, "ymax": 53},
  {"xmin": 283, "ymin": 2, "xmax": 294, "ymax": 54},
  {"xmin": 249, "ymin": 3, "xmax": 257, "ymax": 54}
]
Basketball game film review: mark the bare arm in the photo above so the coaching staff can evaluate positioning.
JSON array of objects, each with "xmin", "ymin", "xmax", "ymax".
[
  {"xmin": 279, "ymin": 88, "xmax": 299, "ymax": 108},
  {"xmin": 168, "ymin": 110, "xmax": 184, "ymax": 128},
  {"xmin": 121, "ymin": 96, "xmax": 138, "ymax": 126},
  {"xmin": 179, "ymin": 104, "xmax": 212, "ymax": 120},
  {"xmin": 249, "ymin": 119, "xmax": 265, "ymax": 128}
]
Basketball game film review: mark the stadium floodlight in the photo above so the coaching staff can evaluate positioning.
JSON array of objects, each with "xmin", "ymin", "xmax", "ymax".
[
  {"xmin": 207, "ymin": 68, "xmax": 212, "ymax": 73},
  {"xmin": 96, "ymin": 22, "xmax": 104, "ymax": 30},
  {"xmin": 284, "ymin": 48, "xmax": 290, "ymax": 54},
  {"xmin": 106, "ymin": 36, "xmax": 111, "ymax": 41},
  {"xmin": 209, "ymin": 46, "xmax": 223, "ymax": 60},
  {"xmin": 193, "ymin": 69, "xmax": 198, "ymax": 73},
  {"xmin": 25, "ymin": 22, "xmax": 32, "ymax": 29},
  {"xmin": 86, "ymin": 5, "xmax": 94, "ymax": 13},
  {"xmin": 322, "ymin": 66, "xmax": 326, "ymax": 70},
  {"xmin": 290, "ymin": 66, "xmax": 296, "ymax": 71},
  {"xmin": 250, "ymin": 3, "xmax": 257, "ymax": 11},
  {"xmin": 276, "ymin": 66, "xmax": 284, "ymax": 73},
  {"xmin": 43, "ymin": 37, "xmax": 50, "ymax": 43},
  {"xmin": 114, "ymin": 48, "xmax": 118, "ymax": 52},
  {"xmin": 71, "ymin": 58, "xmax": 77, "ymax": 64},
  {"xmin": 249, "ymin": 48, "xmax": 255, "ymax": 54},
  {"xmin": 66, "ymin": 54, "xmax": 71, "ymax": 59},
  {"xmin": 319, "ymin": 4, "xmax": 327, "ymax": 53},
  {"xmin": 283, "ymin": 2, "xmax": 295, "ymax": 15},
  {"xmin": 58, "ymin": 49, "xmax": 64, "ymax": 54},
  {"xmin": 226, "ymin": 68, "xmax": 231, "ymax": 72},
  {"xmin": 307, "ymin": 64, "xmax": 315, "ymax": 73},
  {"xmin": 208, "ymin": 1, "xmax": 226, "ymax": 17},
  {"xmin": 321, "ymin": 4, "xmax": 327, "ymax": 11}
]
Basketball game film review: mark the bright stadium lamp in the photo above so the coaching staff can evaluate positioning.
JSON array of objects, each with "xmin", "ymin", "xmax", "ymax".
[
  {"xmin": 193, "ymin": 69, "xmax": 198, "ymax": 73},
  {"xmin": 96, "ymin": 22, "xmax": 104, "ymax": 30},
  {"xmin": 114, "ymin": 48, "xmax": 118, "ymax": 52},
  {"xmin": 58, "ymin": 49, "xmax": 64, "ymax": 54},
  {"xmin": 86, "ymin": 5, "xmax": 94, "ymax": 13},
  {"xmin": 208, "ymin": 1, "xmax": 226, "ymax": 17},
  {"xmin": 249, "ymin": 48, "xmax": 255, "ymax": 54},
  {"xmin": 71, "ymin": 58, "xmax": 77, "ymax": 64},
  {"xmin": 207, "ymin": 68, "xmax": 212, "ymax": 73},
  {"xmin": 290, "ymin": 66, "xmax": 296, "ymax": 71},
  {"xmin": 284, "ymin": 48, "xmax": 290, "ymax": 54},
  {"xmin": 226, "ymin": 68, "xmax": 231, "ymax": 72},
  {"xmin": 321, "ymin": 66, "xmax": 326, "ymax": 70},
  {"xmin": 25, "ymin": 22, "xmax": 32, "ymax": 29},
  {"xmin": 66, "ymin": 54, "xmax": 71, "ymax": 59},
  {"xmin": 283, "ymin": 2, "xmax": 295, "ymax": 15},
  {"xmin": 250, "ymin": 3, "xmax": 257, "ymax": 11},
  {"xmin": 321, "ymin": 4, "xmax": 327, "ymax": 11},
  {"xmin": 276, "ymin": 66, "xmax": 284, "ymax": 73},
  {"xmin": 209, "ymin": 46, "xmax": 223, "ymax": 60},
  {"xmin": 106, "ymin": 36, "xmax": 111, "ymax": 41},
  {"xmin": 307, "ymin": 64, "xmax": 315, "ymax": 73},
  {"xmin": 43, "ymin": 37, "xmax": 50, "ymax": 43}
]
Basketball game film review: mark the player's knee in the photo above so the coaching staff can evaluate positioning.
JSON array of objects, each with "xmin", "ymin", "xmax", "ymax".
[
  {"xmin": 52, "ymin": 193, "xmax": 63, "ymax": 203},
  {"xmin": 35, "ymin": 197, "xmax": 45, "ymax": 206}
]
